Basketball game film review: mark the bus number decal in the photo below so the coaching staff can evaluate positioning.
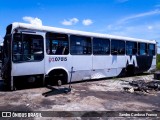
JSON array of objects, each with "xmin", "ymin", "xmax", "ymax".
[{"xmin": 49, "ymin": 57, "xmax": 67, "ymax": 63}]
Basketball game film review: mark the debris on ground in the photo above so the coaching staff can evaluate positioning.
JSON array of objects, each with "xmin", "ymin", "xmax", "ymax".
[
  {"xmin": 154, "ymin": 72, "xmax": 160, "ymax": 80},
  {"xmin": 0, "ymin": 74, "xmax": 160, "ymax": 114},
  {"xmin": 123, "ymin": 80, "xmax": 160, "ymax": 94}
]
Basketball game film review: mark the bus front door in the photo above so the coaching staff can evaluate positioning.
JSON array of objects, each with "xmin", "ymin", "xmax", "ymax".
[{"xmin": 11, "ymin": 32, "xmax": 45, "ymax": 89}]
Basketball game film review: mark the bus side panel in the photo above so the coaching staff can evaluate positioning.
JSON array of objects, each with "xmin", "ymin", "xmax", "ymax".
[
  {"xmin": 136, "ymin": 55, "xmax": 154, "ymax": 73},
  {"xmin": 45, "ymin": 55, "xmax": 72, "ymax": 79},
  {"xmin": 92, "ymin": 55, "xmax": 126, "ymax": 78},
  {"xmin": 92, "ymin": 56, "xmax": 118, "ymax": 78},
  {"xmin": 116, "ymin": 56, "xmax": 126, "ymax": 76},
  {"xmin": 12, "ymin": 60, "xmax": 45, "ymax": 76},
  {"xmin": 71, "ymin": 56, "xmax": 92, "ymax": 81},
  {"xmin": 91, "ymin": 69, "xmax": 117, "ymax": 79},
  {"xmin": 148, "ymin": 55, "xmax": 156, "ymax": 72}
]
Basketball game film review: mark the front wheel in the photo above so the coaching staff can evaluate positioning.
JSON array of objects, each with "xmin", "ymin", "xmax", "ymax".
[
  {"xmin": 51, "ymin": 73, "xmax": 67, "ymax": 85},
  {"xmin": 48, "ymin": 70, "xmax": 68, "ymax": 86}
]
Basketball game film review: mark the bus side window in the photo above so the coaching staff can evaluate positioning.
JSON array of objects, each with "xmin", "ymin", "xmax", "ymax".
[
  {"xmin": 70, "ymin": 35, "xmax": 91, "ymax": 55},
  {"xmin": 46, "ymin": 32, "xmax": 69, "ymax": 55},
  {"xmin": 111, "ymin": 39, "xmax": 125, "ymax": 55},
  {"xmin": 138, "ymin": 43, "xmax": 148, "ymax": 55},
  {"xmin": 13, "ymin": 34, "xmax": 23, "ymax": 61},
  {"xmin": 148, "ymin": 44, "xmax": 155, "ymax": 56},
  {"xmin": 126, "ymin": 41, "xmax": 137, "ymax": 55},
  {"xmin": 93, "ymin": 38, "xmax": 110, "ymax": 55}
]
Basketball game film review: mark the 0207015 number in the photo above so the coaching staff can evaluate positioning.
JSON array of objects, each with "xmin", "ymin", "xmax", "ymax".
[{"xmin": 49, "ymin": 57, "xmax": 67, "ymax": 63}]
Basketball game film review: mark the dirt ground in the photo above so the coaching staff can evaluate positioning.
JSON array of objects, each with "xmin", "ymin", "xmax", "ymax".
[{"xmin": 0, "ymin": 74, "xmax": 160, "ymax": 119}]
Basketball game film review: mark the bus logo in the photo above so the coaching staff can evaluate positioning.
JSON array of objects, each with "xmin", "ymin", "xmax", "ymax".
[{"xmin": 126, "ymin": 56, "xmax": 137, "ymax": 67}]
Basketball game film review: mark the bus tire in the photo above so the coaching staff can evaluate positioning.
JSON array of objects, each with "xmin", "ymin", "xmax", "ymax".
[
  {"xmin": 48, "ymin": 69, "xmax": 68, "ymax": 85},
  {"xmin": 126, "ymin": 65, "xmax": 135, "ymax": 76}
]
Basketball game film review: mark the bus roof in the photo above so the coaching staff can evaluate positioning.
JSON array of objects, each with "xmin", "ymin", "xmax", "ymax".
[{"xmin": 11, "ymin": 22, "xmax": 156, "ymax": 44}]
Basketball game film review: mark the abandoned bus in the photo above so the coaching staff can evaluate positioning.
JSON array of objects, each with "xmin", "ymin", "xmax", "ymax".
[{"xmin": 2, "ymin": 22, "xmax": 156, "ymax": 90}]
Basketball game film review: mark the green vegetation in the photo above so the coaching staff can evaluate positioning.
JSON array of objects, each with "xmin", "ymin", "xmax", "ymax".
[{"xmin": 157, "ymin": 54, "xmax": 160, "ymax": 70}]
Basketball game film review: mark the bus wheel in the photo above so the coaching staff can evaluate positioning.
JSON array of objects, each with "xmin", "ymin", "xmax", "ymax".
[
  {"xmin": 49, "ymin": 69, "xmax": 68, "ymax": 86},
  {"xmin": 126, "ymin": 65, "xmax": 135, "ymax": 76}
]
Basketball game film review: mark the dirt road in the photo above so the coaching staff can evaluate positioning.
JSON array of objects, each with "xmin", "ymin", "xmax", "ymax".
[{"xmin": 0, "ymin": 74, "xmax": 159, "ymax": 119}]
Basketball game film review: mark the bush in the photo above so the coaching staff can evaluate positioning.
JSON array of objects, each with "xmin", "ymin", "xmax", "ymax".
[
  {"xmin": 157, "ymin": 54, "xmax": 160, "ymax": 70},
  {"xmin": 157, "ymin": 62, "xmax": 160, "ymax": 70}
]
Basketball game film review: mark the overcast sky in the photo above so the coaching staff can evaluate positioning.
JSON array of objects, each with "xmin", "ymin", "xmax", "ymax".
[{"xmin": 0, "ymin": 0, "xmax": 160, "ymax": 52}]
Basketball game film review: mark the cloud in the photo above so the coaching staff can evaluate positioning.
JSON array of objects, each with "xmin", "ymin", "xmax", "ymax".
[
  {"xmin": 82, "ymin": 19, "xmax": 93, "ymax": 26},
  {"xmin": 23, "ymin": 16, "xmax": 43, "ymax": 26},
  {"xmin": 104, "ymin": 23, "xmax": 160, "ymax": 53},
  {"xmin": 119, "ymin": 9, "xmax": 160, "ymax": 24},
  {"xmin": 61, "ymin": 18, "xmax": 79, "ymax": 26},
  {"xmin": 147, "ymin": 26, "xmax": 153, "ymax": 30},
  {"xmin": 61, "ymin": 18, "xmax": 93, "ymax": 26},
  {"xmin": 100, "ymin": 9, "xmax": 160, "ymax": 53},
  {"xmin": 105, "ymin": 22, "xmax": 160, "ymax": 41}
]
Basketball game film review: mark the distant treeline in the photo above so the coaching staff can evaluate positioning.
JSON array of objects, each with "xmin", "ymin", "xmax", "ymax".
[{"xmin": 157, "ymin": 54, "xmax": 160, "ymax": 70}]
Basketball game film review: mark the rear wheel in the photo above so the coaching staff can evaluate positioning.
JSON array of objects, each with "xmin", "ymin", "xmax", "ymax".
[{"xmin": 126, "ymin": 65, "xmax": 135, "ymax": 76}]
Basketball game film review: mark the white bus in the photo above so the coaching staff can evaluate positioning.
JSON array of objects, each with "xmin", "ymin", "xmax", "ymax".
[{"xmin": 2, "ymin": 22, "xmax": 156, "ymax": 90}]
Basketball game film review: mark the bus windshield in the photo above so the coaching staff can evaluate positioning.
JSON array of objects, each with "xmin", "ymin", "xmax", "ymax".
[{"xmin": 13, "ymin": 33, "xmax": 44, "ymax": 62}]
